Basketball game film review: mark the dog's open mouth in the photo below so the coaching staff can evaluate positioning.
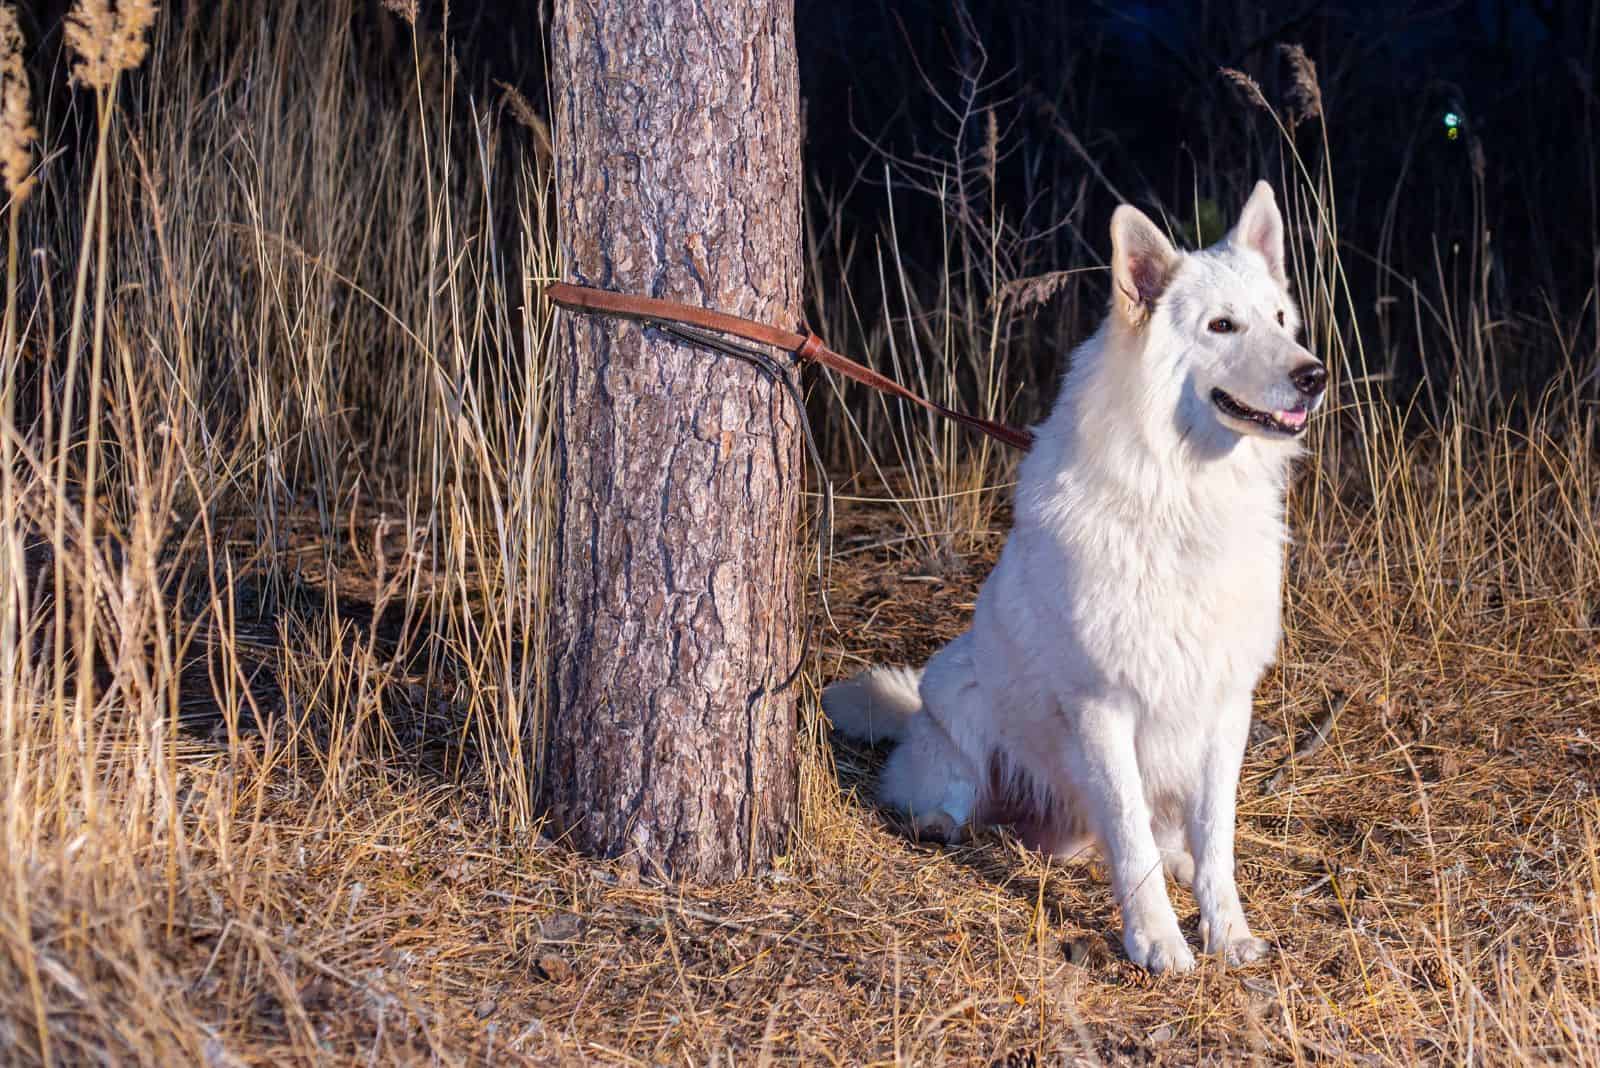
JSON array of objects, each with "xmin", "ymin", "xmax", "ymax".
[{"xmin": 1211, "ymin": 389, "xmax": 1309, "ymax": 436}]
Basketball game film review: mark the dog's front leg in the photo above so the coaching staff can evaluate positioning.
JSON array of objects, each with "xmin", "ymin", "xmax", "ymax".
[
  {"xmin": 1068, "ymin": 706, "xmax": 1195, "ymax": 974},
  {"xmin": 1187, "ymin": 696, "xmax": 1271, "ymax": 966}
]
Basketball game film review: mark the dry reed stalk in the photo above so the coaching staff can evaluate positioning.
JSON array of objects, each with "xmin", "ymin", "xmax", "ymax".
[
  {"xmin": 0, "ymin": 15, "xmax": 46, "ymax": 1062},
  {"xmin": 0, "ymin": 16, "xmax": 44, "ymax": 1060},
  {"xmin": 54, "ymin": 0, "xmax": 159, "ymax": 843}
]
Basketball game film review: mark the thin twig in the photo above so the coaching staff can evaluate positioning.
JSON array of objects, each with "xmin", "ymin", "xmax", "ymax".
[{"xmin": 1263, "ymin": 691, "xmax": 1351, "ymax": 796}]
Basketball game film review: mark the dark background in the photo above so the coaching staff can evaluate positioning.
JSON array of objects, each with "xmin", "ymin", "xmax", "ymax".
[
  {"xmin": 511, "ymin": 0, "xmax": 1599, "ymax": 409},
  {"xmin": 20, "ymin": 0, "xmax": 1597, "ymax": 410},
  {"xmin": 789, "ymin": 0, "xmax": 1597, "ymax": 409}
]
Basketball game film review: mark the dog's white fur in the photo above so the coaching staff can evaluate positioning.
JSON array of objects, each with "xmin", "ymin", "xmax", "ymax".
[{"xmin": 824, "ymin": 182, "xmax": 1325, "ymax": 974}]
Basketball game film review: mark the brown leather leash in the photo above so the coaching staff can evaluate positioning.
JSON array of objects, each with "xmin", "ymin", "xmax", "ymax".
[{"xmin": 544, "ymin": 282, "xmax": 1034, "ymax": 452}]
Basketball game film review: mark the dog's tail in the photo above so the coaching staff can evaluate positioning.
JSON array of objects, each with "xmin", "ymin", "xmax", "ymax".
[{"xmin": 822, "ymin": 665, "xmax": 924, "ymax": 745}]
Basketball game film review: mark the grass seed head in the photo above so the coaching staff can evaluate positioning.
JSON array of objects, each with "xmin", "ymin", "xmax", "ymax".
[
  {"xmin": 66, "ymin": 0, "xmax": 156, "ymax": 90},
  {"xmin": 0, "ymin": 4, "xmax": 36, "ymax": 202},
  {"xmin": 496, "ymin": 80, "xmax": 552, "ymax": 166},
  {"xmin": 1220, "ymin": 67, "xmax": 1271, "ymax": 114},
  {"xmin": 1280, "ymin": 44, "xmax": 1324, "ymax": 126},
  {"xmin": 382, "ymin": 0, "xmax": 419, "ymax": 26}
]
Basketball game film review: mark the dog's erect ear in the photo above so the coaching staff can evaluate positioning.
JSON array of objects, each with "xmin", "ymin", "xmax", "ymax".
[
  {"xmin": 1230, "ymin": 180, "xmax": 1287, "ymax": 286},
  {"xmin": 1110, "ymin": 205, "xmax": 1180, "ymax": 327}
]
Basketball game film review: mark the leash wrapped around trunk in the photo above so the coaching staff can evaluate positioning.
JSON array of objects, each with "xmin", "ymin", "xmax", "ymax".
[{"xmin": 544, "ymin": 282, "xmax": 1034, "ymax": 452}]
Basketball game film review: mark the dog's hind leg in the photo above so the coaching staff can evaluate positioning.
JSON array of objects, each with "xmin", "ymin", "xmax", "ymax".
[
  {"xmin": 1155, "ymin": 822, "xmax": 1195, "ymax": 887},
  {"xmin": 878, "ymin": 713, "xmax": 980, "ymax": 843},
  {"xmin": 873, "ymin": 634, "xmax": 986, "ymax": 843}
]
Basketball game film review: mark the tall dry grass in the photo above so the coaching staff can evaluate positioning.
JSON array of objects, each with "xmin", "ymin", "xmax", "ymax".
[
  {"xmin": 1, "ymin": 2, "xmax": 557, "ymax": 1061},
  {"xmin": 0, "ymin": 1, "xmax": 1593, "ymax": 1063}
]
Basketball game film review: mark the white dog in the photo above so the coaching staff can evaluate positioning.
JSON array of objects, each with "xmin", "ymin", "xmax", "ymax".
[{"xmin": 823, "ymin": 182, "xmax": 1325, "ymax": 973}]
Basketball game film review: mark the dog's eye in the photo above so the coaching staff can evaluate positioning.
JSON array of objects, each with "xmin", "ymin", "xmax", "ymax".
[
  {"xmin": 1276, "ymin": 310, "xmax": 1286, "ymax": 327},
  {"xmin": 1208, "ymin": 317, "xmax": 1236, "ymax": 334}
]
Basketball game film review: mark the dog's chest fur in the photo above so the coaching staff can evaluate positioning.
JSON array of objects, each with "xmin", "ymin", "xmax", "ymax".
[{"xmin": 975, "ymin": 351, "xmax": 1295, "ymax": 729}]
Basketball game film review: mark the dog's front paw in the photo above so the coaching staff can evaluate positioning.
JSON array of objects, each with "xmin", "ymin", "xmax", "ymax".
[
  {"xmin": 1217, "ymin": 935, "xmax": 1272, "ymax": 967},
  {"xmin": 1200, "ymin": 915, "xmax": 1271, "ymax": 966},
  {"xmin": 909, "ymin": 809, "xmax": 966, "ymax": 844},
  {"xmin": 1123, "ymin": 924, "xmax": 1196, "ymax": 974}
]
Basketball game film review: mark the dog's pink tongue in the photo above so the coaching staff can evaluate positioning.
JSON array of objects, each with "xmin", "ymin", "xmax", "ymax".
[{"xmin": 1275, "ymin": 407, "xmax": 1308, "ymax": 429}]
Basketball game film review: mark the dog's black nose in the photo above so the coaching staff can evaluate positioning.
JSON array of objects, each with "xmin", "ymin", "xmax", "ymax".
[{"xmin": 1290, "ymin": 362, "xmax": 1327, "ymax": 397}]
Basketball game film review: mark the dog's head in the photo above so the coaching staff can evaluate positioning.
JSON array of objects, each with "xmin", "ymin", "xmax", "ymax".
[{"xmin": 1109, "ymin": 181, "xmax": 1326, "ymax": 445}]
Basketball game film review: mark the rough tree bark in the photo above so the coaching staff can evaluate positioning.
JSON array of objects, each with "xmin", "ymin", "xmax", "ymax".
[{"xmin": 542, "ymin": 0, "xmax": 803, "ymax": 881}]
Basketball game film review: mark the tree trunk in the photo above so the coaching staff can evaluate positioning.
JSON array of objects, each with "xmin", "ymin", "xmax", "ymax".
[{"xmin": 542, "ymin": 0, "xmax": 803, "ymax": 881}]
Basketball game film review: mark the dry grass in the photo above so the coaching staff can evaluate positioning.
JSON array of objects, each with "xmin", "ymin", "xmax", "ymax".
[
  {"xmin": 0, "ymin": 3, "xmax": 1597, "ymax": 1065},
  {"xmin": 0, "ymin": 4, "xmax": 36, "ymax": 207}
]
